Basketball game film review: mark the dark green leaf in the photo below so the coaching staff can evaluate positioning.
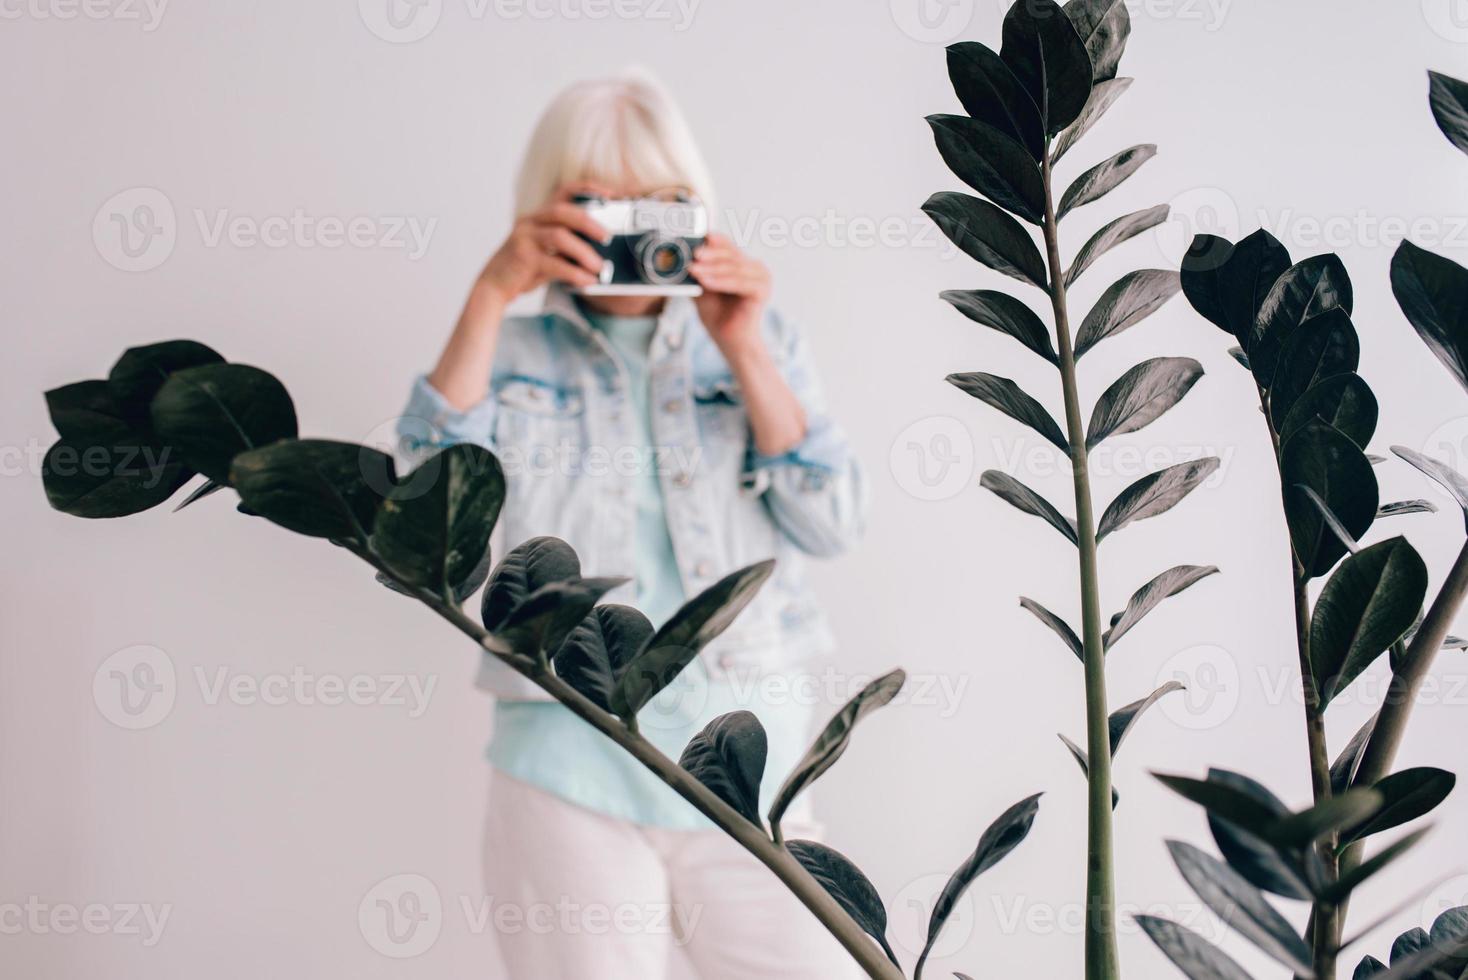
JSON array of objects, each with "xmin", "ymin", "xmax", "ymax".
[
  {"xmin": 1057, "ymin": 144, "xmax": 1156, "ymax": 220},
  {"xmin": 785, "ymin": 840, "xmax": 898, "ymax": 966},
  {"xmin": 506, "ymin": 578, "xmax": 625, "ymax": 659},
  {"xmin": 1267, "ymin": 789, "xmax": 1382, "ymax": 849},
  {"xmin": 1353, "ymin": 955, "xmax": 1387, "ymax": 978},
  {"xmin": 1157, "ymin": 770, "xmax": 1280, "ymax": 837},
  {"xmin": 1203, "ymin": 770, "xmax": 1311, "ymax": 901},
  {"xmin": 1268, "ymin": 308, "xmax": 1361, "ymax": 429},
  {"xmin": 106, "ymin": 340, "xmax": 225, "ymax": 420},
  {"xmin": 1064, "ymin": 0, "xmax": 1129, "ymax": 82},
  {"xmin": 1136, "ymin": 915, "xmax": 1253, "ymax": 980},
  {"xmin": 927, "ymin": 114, "xmax": 1046, "ymax": 224},
  {"xmin": 1341, "ymin": 768, "xmax": 1455, "ymax": 847},
  {"xmin": 1332, "ymin": 714, "xmax": 1376, "ymax": 796},
  {"xmin": 1429, "ymin": 70, "xmax": 1468, "ymax": 155},
  {"xmin": 923, "ymin": 192, "xmax": 1048, "ymax": 289},
  {"xmin": 948, "ymin": 372, "xmax": 1068, "ymax": 450},
  {"xmin": 1228, "ymin": 347, "xmax": 1251, "ymax": 370},
  {"xmin": 1097, "ymin": 457, "xmax": 1219, "ymax": 540},
  {"xmin": 1297, "ymin": 484, "xmax": 1362, "ymax": 556},
  {"xmin": 478, "ymin": 538, "xmax": 622, "ymax": 659},
  {"xmin": 915, "ymin": 794, "xmax": 1042, "ymax": 980},
  {"xmin": 1279, "ymin": 373, "xmax": 1378, "ymax": 450},
  {"xmin": 1110, "ymin": 680, "xmax": 1184, "ymax": 755},
  {"xmin": 1323, "ymin": 828, "xmax": 1431, "ymax": 906},
  {"xmin": 1074, "ymin": 269, "xmax": 1181, "ymax": 357},
  {"xmin": 1310, "ymin": 537, "xmax": 1428, "ymax": 706},
  {"xmin": 44, "ymin": 380, "xmax": 133, "ymax": 442},
  {"xmin": 552, "ymin": 604, "xmax": 654, "ymax": 711},
  {"xmin": 1166, "ymin": 840, "xmax": 1314, "ymax": 976},
  {"xmin": 1065, "ymin": 204, "xmax": 1170, "ymax": 286},
  {"xmin": 940, "ymin": 289, "xmax": 1056, "ymax": 363},
  {"xmin": 1392, "ymin": 240, "xmax": 1468, "ymax": 393},
  {"xmin": 1180, "ymin": 229, "xmax": 1293, "ymax": 350},
  {"xmin": 768, "ymin": 670, "xmax": 905, "ymax": 836},
  {"xmin": 42, "ymin": 434, "xmax": 189, "ymax": 518},
  {"xmin": 230, "ymin": 438, "xmax": 391, "ymax": 541},
  {"xmin": 481, "ymin": 536, "xmax": 582, "ymax": 630},
  {"xmin": 173, "ymin": 477, "xmax": 227, "ymax": 512},
  {"xmin": 945, "ymin": 41, "xmax": 1043, "ymax": 159},
  {"xmin": 150, "ymin": 363, "xmax": 298, "ymax": 482},
  {"xmin": 999, "ymin": 0, "xmax": 1093, "ymax": 134},
  {"xmin": 373, "ymin": 443, "xmax": 505, "ymax": 600},
  {"xmin": 611, "ymin": 561, "xmax": 774, "ymax": 721},
  {"xmin": 1282, "ymin": 420, "xmax": 1378, "ymax": 578},
  {"xmin": 1021, "ymin": 597, "xmax": 1082, "ymax": 660},
  {"xmin": 1053, "ymin": 76, "xmax": 1132, "ymax": 162},
  {"xmin": 1105, "ymin": 564, "xmax": 1219, "ymax": 650},
  {"xmin": 980, "ymin": 470, "xmax": 1078, "ymax": 543},
  {"xmin": 1251, "ymin": 253, "xmax": 1353, "ymax": 387},
  {"xmin": 679, "ymin": 710, "xmax": 767, "ymax": 826},
  {"xmin": 1378, "ymin": 500, "xmax": 1436, "ymax": 518},
  {"xmin": 1392, "ymin": 445, "xmax": 1468, "ymax": 531},
  {"xmin": 1086, "ymin": 357, "xmax": 1203, "ymax": 449},
  {"xmin": 1057, "ymin": 734, "xmax": 1119, "ymax": 807}
]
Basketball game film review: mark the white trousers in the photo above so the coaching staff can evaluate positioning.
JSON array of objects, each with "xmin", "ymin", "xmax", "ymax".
[{"xmin": 482, "ymin": 770, "xmax": 864, "ymax": 980}]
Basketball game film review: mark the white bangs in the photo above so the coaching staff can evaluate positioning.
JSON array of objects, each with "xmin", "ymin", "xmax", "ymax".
[{"xmin": 512, "ymin": 67, "xmax": 716, "ymax": 217}]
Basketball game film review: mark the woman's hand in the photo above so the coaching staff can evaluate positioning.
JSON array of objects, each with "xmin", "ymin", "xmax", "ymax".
[
  {"xmin": 689, "ymin": 234, "xmax": 806, "ymax": 456},
  {"xmin": 477, "ymin": 183, "xmax": 612, "ymax": 304},
  {"xmin": 690, "ymin": 232, "xmax": 771, "ymax": 355}
]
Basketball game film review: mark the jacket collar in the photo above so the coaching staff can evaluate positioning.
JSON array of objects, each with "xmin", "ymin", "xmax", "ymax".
[{"xmin": 542, "ymin": 283, "xmax": 694, "ymax": 354}]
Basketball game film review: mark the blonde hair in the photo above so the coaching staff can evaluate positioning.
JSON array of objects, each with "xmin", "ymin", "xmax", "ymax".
[{"xmin": 512, "ymin": 67, "xmax": 716, "ymax": 217}]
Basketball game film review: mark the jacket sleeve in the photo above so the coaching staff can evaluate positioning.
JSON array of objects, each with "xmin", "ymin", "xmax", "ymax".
[
  {"xmin": 747, "ymin": 311, "xmax": 869, "ymax": 558},
  {"xmin": 396, "ymin": 374, "xmax": 500, "ymax": 471}
]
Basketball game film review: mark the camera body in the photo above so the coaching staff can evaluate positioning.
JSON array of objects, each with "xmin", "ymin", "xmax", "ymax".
[{"xmin": 572, "ymin": 194, "xmax": 707, "ymax": 296}]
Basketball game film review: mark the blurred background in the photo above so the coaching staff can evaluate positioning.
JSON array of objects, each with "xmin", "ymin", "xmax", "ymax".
[{"xmin": 3, "ymin": 0, "xmax": 1468, "ymax": 976}]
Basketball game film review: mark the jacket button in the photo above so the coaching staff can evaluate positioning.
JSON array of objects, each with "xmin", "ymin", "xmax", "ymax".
[
  {"xmin": 673, "ymin": 471, "xmax": 692, "ymax": 488},
  {"xmin": 663, "ymin": 398, "xmax": 683, "ymax": 414},
  {"xmin": 695, "ymin": 560, "xmax": 713, "ymax": 578}
]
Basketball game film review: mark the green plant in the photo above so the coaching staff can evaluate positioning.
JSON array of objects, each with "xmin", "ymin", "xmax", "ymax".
[
  {"xmin": 1137, "ymin": 70, "xmax": 1468, "ymax": 980},
  {"xmin": 922, "ymin": 1, "xmax": 1212, "ymax": 976},
  {"xmin": 39, "ymin": 338, "xmax": 1043, "ymax": 978}
]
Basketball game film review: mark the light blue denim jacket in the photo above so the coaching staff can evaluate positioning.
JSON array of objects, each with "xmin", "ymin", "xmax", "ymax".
[{"xmin": 398, "ymin": 284, "xmax": 867, "ymax": 699}]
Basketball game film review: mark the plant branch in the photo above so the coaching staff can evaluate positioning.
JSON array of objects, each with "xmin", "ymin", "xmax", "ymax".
[
  {"xmin": 1041, "ymin": 143, "xmax": 1120, "ymax": 980},
  {"xmin": 344, "ymin": 541, "xmax": 904, "ymax": 980},
  {"xmin": 1258, "ymin": 390, "xmax": 1338, "ymax": 977}
]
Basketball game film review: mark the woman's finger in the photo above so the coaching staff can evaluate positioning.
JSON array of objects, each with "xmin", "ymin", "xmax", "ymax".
[
  {"xmin": 536, "ymin": 225, "xmax": 605, "ymax": 275},
  {"xmin": 541, "ymin": 254, "xmax": 598, "ymax": 288},
  {"xmin": 534, "ymin": 202, "xmax": 611, "ymax": 245}
]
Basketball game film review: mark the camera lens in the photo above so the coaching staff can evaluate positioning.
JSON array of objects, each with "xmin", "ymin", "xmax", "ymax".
[{"xmin": 634, "ymin": 233, "xmax": 691, "ymax": 285}]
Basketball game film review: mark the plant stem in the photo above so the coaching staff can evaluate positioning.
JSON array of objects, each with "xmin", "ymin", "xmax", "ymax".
[
  {"xmin": 1041, "ymin": 144, "xmax": 1120, "ymax": 980},
  {"xmin": 1260, "ymin": 390, "xmax": 1337, "ymax": 977},
  {"xmin": 348, "ymin": 543, "xmax": 904, "ymax": 980}
]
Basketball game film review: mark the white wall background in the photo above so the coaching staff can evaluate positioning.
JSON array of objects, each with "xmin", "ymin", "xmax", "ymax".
[{"xmin": 3, "ymin": 1, "xmax": 1468, "ymax": 976}]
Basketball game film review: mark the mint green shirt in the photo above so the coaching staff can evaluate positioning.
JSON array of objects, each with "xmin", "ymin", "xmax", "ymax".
[{"xmin": 487, "ymin": 313, "xmax": 815, "ymax": 829}]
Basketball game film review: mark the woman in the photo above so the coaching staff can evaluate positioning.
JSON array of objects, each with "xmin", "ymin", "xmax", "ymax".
[{"xmin": 399, "ymin": 68, "xmax": 867, "ymax": 979}]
